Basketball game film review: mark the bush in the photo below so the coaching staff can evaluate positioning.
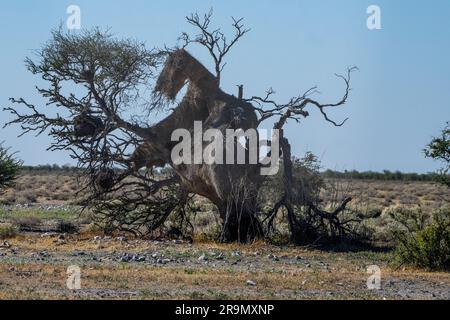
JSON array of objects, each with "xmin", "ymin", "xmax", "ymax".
[
  {"xmin": 0, "ymin": 223, "xmax": 18, "ymax": 239},
  {"xmin": 389, "ymin": 207, "xmax": 450, "ymax": 271},
  {"xmin": 11, "ymin": 216, "xmax": 42, "ymax": 231},
  {"xmin": 56, "ymin": 220, "xmax": 79, "ymax": 233},
  {"xmin": 424, "ymin": 122, "xmax": 450, "ymax": 187},
  {"xmin": 0, "ymin": 143, "xmax": 22, "ymax": 191}
]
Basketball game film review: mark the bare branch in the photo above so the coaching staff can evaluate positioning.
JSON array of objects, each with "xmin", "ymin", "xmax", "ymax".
[
  {"xmin": 247, "ymin": 67, "xmax": 358, "ymax": 128},
  {"xmin": 179, "ymin": 9, "xmax": 250, "ymax": 84}
]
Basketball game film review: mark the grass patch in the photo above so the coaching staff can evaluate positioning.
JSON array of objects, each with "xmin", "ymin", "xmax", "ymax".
[{"xmin": 0, "ymin": 208, "xmax": 81, "ymax": 221}]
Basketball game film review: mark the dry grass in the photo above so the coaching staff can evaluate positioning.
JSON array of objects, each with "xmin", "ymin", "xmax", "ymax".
[
  {"xmin": 2, "ymin": 172, "xmax": 449, "ymax": 210},
  {"xmin": 0, "ymin": 236, "xmax": 448, "ymax": 300},
  {"xmin": 0, "ymin": 172, "xmax": 448, "ymax": 300}
]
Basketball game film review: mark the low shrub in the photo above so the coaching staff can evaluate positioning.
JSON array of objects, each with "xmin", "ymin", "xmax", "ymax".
[
  {"xmin": 389, "ymin": 207, "xmax": 449, "ymax": 271},
  {"xmin": 0, "ymin": 223, "xmax": 18, "ymax": 239},
  {"xmin": 56, "ymin": 220, "xmax": 79, "ymax": 233}
]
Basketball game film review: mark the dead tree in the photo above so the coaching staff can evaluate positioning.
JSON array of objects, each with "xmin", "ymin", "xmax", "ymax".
[{"xmin": 4, "ymin": 14, "xmax": 361, "ymax": 243}]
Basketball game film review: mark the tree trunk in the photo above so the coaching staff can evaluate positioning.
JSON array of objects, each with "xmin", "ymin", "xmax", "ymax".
[{"xmin": 218, "ymin": 201, "xmax": 263, "ymax": 243}]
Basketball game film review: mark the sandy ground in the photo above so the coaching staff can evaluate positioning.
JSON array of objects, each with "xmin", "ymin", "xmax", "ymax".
[{"xmin": 0, "ymin": 234, "xmax": 448, "ymax": 300}]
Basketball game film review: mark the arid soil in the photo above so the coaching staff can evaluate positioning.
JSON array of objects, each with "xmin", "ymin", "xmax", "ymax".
[
  {"xmin": 0, "ymin": 173, "xmax": 449, "ymax": 300},
  {"xmin": 0, "ymin": 234, "xmax": 448, "ymax": 300}
]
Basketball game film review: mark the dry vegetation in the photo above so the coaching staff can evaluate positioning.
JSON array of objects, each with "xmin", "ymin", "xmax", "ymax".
[
  {"xmin": 0, "ymin": 236, "xmax": 448, "ymax": 300},
  {"xmin": 2, "ymin": 172, "xmax": 449, "ymax": 209},
  {"xmin": 0, "ymin": 171, "xmax": 449, "ymax": 300}
]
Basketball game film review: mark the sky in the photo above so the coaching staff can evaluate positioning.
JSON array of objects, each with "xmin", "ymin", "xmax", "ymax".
[{"xmin": 0, "ymin": 0, "xmax": 449, "ymax": 173}]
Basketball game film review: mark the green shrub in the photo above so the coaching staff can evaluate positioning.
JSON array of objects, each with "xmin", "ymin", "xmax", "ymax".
[
  {"xmin": 0, "ymin": 223, "xmax": 18, "ymax": 239},
  {"xmin": 0, "ymin": 143, "xmax": 22, "ymax": 191},
  {"xmin": 390, "ymin": 207, "xmax": 450, "ymax": 271}
]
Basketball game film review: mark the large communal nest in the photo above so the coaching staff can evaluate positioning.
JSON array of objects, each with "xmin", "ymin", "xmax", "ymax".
[
  {"xmin": 94, "ymin": 168, "xmax": 115, "ymax": 191},
  {"xmin": 74, "ymin": 114, "xmax": 104, "ymax": 138}
]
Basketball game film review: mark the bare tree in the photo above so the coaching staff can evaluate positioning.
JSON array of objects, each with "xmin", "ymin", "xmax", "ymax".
[{"xmin": 4, "ymin": 14, "xmax": 361, "ymax": 243}]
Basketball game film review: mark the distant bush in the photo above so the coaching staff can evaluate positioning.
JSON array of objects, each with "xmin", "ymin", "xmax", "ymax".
[
  {"xmin": 389, "ymin": 207, "xmax": 450, "ymax": 271},
  {"xmin": 322, "ymin": 169, "xmax": 440, "ymax": 182}
]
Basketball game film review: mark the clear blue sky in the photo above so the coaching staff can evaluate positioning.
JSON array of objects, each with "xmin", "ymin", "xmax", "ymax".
[{"xmin": 0, "ymin": 0, "xmax": 449, "ymax": 172}]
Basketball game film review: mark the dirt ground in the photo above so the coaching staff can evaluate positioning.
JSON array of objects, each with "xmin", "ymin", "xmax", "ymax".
[
  {"xmin": 0, "ymin": 173, "xmax": 448, "ymax": 300},
  {"xmin": 0, "ymin": 234, "xmax": 448, "ymax": 300}
]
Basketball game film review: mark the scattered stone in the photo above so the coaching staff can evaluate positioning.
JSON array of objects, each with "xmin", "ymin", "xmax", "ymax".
[
  {"xmin": 157, "ymin": 258, "xmax": 171, "ymax": 264},
  {"xmin": 39, "ymin": 251, "xmax": 50, "ymax": 258},
  {"xmin": 41, "ymin": 232, "xmax": 59, "ymax": 238},
  {"xmin": 93, "ymin": 236, "xmax": 102, "ymax": 241},
  {"xmin": 116, "ymin": 236, "xmax": 127, "ymax": 242},
  {"xmin": 231, "ymin": 251, "xmax": 240, "ymax": 257},
  {"xmin": 0, "ymin": 241, "xmax": 11, "ymax": 248},
  {"xmin": 246, "ymin": 280, "xmax": 257, "ymax": 286},
  {"xmin": 119, "ymin": 253, "xmax": 131, "ymax": 262},
  {"xmin": 133, "ymin": 255, "xmax": 146, "ymax": 262},
  {"xmin": 267, "ymin": 254, "xmax": 279, "ymax": 261},
  {"xmin": 198, "ymin": 254, "xmax": 208, "ymax": 261},
  {"xmin": 215, "ymin": 252, "xmax": 224, "ymax": 260}
]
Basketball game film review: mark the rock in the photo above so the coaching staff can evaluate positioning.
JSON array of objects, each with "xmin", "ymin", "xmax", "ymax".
[
  {"xmin": 116, "ymin": 236, "xmax": 127, "ymax": 242},
  {"xmin": 93, "ymin": 236, "xmax": 102, "ymax": 241},
  {"xmin": 296, "ymin": 256, "xmax": 303, "ymax": 260},
  {"xmin": 246, "ymin": 280, "xmax": 257, "ymax": 286},
  {"xmin": 267, "ymin": 254, "xmax": 279, "ymax": 261},
  {"xmin": 231, "ymin": 251, "xmax": 240, "ymax": 257},
  {"xmin": 157, "ymin": 258, "xmax": 171, "ymax": 264},
  {"xmin": 215, "ymin": 252, "xmax": 224, "ymax": 260},
  {"xmin": 0, "ymin": 241, "xmax": 11, "ymax": 248},
  {"xmin": 41, "ymin": 232, "xmax": 59, "ymax": 238},
  {"xmin": 58, "ymin": 233, "xmax": 66, "ymax": 240},
  {"xmin": 55, "ymin": 239, "xmax": 66, "ymax": 245},
  {"xmin": 198, "ymin": 254, "xmax": 208, "ymax": 261},
  {"xmin": 133, "ymin": 255, "xmax": 146, "ymax": 262},
  {"xmin": 119, "ymin": 253, "xmax": 131, "ymax": 262}
]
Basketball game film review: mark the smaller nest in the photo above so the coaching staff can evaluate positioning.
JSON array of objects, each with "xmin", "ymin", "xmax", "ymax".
[
  {"xmin": 74, "ymin": 115, "xmax": 104, "ymax": 138},
  {"xmin": 94, "ymin": 168, "xmax": 115, "ymax": 191}
]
